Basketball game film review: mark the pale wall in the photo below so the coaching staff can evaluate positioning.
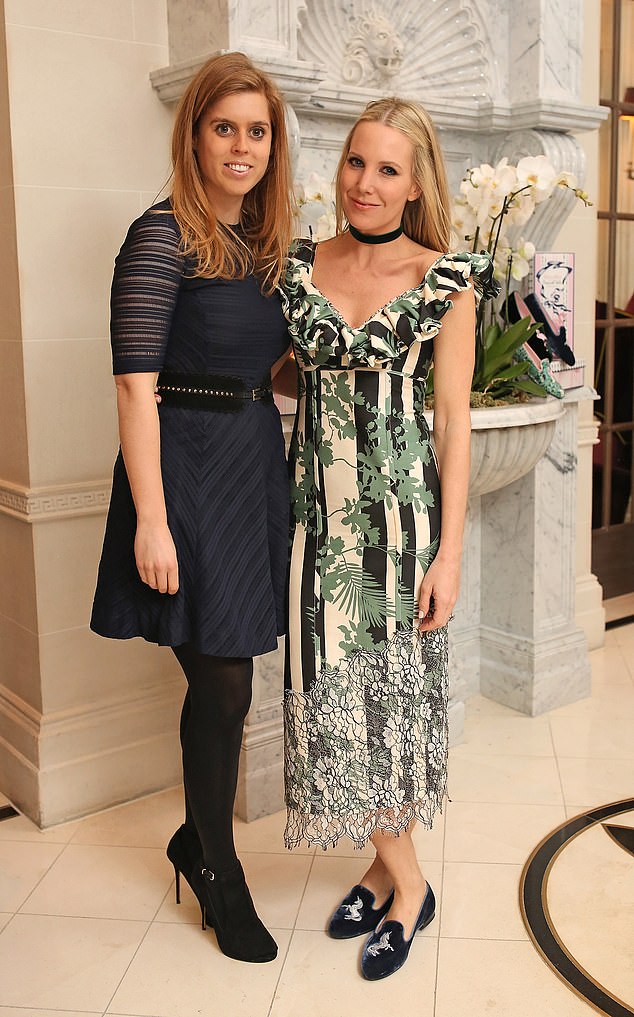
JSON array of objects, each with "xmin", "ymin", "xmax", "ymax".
[{"xmin": 0, "ymin": 0, "xmax": 185, "ymax": 825}]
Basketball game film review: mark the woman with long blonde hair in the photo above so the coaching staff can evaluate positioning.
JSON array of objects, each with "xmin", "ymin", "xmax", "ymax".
[
  {"xmin": 278, "ymin": 97, "xmax": 497, "ymax": 979},
  {"xmin": 91, "ymin": 52, "xmax": 293, "ymax": 964}
]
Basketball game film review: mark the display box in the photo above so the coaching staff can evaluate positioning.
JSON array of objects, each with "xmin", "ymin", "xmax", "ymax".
[
  {"xmin": 530, "ymin": 252, "xmax": 575, "ymax": 352},
  {"xmin": 550, "ymin": 358, "xmax": 585, "ymax": 390}
]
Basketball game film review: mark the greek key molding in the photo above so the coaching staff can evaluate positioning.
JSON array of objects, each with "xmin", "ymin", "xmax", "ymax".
[{"xmin": 0, "ymin": 479, "xmax": 111, "ymax": 523}]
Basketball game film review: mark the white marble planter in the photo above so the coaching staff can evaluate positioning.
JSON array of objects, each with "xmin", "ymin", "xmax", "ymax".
[
  {"xmin": 428, "ymin": 398, "xmax": 564, "ymax": 497},
  {"xmin": 468, "ymin": 398, "xmax": 565, "ymax": 496}
]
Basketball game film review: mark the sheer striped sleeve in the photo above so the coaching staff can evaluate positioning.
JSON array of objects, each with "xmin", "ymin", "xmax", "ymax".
[{"xmin": 110, "ymin": 204, "xmax": 184, "ymax": 375}]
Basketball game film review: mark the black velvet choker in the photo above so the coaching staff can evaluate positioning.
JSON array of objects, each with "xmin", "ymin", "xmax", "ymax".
[{"xmin": 349, "ymin": 222, "xmax": 403, "ymax": 245}]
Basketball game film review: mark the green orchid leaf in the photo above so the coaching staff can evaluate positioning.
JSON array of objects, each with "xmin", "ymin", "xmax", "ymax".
[
  {"xmin": 483, "ymin": 322, "xmax": 502, "ymax": 350},
  {"xmin": 492, "ymin": 362, "xmax": 534, "ymax": 381},
  {"xmin": 512, "ymin": 378, "xmax": 550, "ymax": 396}
]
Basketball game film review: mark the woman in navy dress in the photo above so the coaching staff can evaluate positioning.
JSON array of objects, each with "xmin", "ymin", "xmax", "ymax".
[{"xmin": 91, "ymin": 52, "xmax": 292, "ymax": 964}]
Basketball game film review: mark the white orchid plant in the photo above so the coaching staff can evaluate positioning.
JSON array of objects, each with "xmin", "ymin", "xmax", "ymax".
[
  {"xmin": 294, "ymin": 172, "xmax": 337, "ymax": 242},
  {"xmin": 452, "ymin": 155, "xmax": 591, "ymax": 402}
]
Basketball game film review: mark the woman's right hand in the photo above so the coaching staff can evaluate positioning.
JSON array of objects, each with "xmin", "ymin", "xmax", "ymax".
[{"xmin": 134, "ymin": 522, "xmax": 179, "ymax": 594}]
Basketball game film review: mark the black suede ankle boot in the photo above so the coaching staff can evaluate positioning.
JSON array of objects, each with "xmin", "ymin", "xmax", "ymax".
[
  {"xmin": 166, "ymin": 825, "xmax": 204, "ymax": 910},
  {"xmin": 198, "ymin": 861, "xmax": 277, "ymax": 963}
]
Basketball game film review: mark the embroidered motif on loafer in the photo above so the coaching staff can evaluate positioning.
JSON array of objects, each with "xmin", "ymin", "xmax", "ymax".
[
  {"xmin": 343, "ymin": 897, "xmax": 364, "ymax": 922},
  {"xmin": 366, "ymin": 931, "xmax": 395, "ymax": 956},
  {"xmin": 327, "ymin": 884, "xmax": 395, "ymax": 939}
]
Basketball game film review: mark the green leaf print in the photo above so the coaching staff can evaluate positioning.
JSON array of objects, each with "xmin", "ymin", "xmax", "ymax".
[
  {"xmin": 316, "ymin": 439, "xmax": 334, "ymax": 467},
  {"xmin": 396, "ymin": 416, "xmax": 433, "ymax": 464},
  {"xmin": 323, "ymin": 561, "xmax": 392, "ymax": 627},
  {"xmin": 341, "ymin": 498, "xmax": 382, "ymax": 543},
  {"xmin": 317, "ymin": 536, "xmax": 347, "ymax": 571},
  {"xmin": 337, "ymin": 618, "xmax": 379, "ymax": 656},
  {"xmin": 393, "ymin": 472, "xmax": 435, "ymax": 510},
  {"xmin": 396, "ymin": 585, "xmax": 417, "ymax": 624},
  {"xmin": 414, "ymin": 535, "xmax": 440, "ymax": 571},
  {"xmin": 320, "ymin": 374, "xmax": 365, "ymax": 441},
  {"xmin": 358, "ymin": 454, "xmax": 392, "ymax": 504}
]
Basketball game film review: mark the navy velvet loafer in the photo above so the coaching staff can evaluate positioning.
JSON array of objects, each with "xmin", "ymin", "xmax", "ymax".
[
  {"xmin": 361, "ymin": 883, "xmax": 436, "ymax": 980},
  {"xmin": 327, "ymin": 884, "xmax": 395, "ymax": 940}
]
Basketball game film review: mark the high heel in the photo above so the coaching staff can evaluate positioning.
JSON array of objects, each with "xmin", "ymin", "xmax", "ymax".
[
  {"xmin": 173, "ymin": 865, "xmax": 181, "ymax": 904},
  {"xmin": 166, "ymin": 825, "xmax": 207, "ymax": 920},
  {"xmin": 523, "ymin": 291, "xmax": 576, "ymax": 365},
  {"xmin": 199, "ymin": 861, "xmax": 277, "ymax": 963},
  {"xmin": 505, "ymin": 291, "xmax": 552, "ymax": 361},
  {"xmin": 513, "ymin": 343, "xmax": 564, "ymax": 398}
]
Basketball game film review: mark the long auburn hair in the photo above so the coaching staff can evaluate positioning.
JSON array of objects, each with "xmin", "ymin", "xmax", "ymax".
[
  {"xmin": 170, "ymin": 52, "xmax": 293, "ymax": 293},
  {"xmin": 335, "ymin": 98, "xmax": 451, "ymax": 253}
]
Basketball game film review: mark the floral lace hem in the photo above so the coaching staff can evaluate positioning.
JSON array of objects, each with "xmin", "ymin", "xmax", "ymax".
[
  {"xmin": 283, "ymin": 628, "xmax": 449, "ymax": 851},
  {"xmin": 284, "ymin": 791, "xmax": 447, "ymax": 851}
]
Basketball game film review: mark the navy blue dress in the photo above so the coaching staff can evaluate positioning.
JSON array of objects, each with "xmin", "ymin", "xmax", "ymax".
[{"xmin": 91, "ymin": 200, "xmax": 290, "ymax": 657}]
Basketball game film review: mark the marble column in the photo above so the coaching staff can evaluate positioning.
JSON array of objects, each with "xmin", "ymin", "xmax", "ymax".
[{"xmin": 478, "ymin": 390, "xmax": 593, "ymax": 715}]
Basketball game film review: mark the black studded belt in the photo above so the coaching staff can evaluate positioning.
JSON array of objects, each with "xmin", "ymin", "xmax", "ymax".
[{"xmin": 156, "ymin": 370, "xmax": 273, "ymax": 412}]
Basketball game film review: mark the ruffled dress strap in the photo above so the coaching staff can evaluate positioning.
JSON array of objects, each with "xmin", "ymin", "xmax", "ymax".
[
  {"xmin": 278, "ymin": 237, "xmax": 316, "ymax": 320},
  {"xmin": 423, "ymin": 251, "xmax": 499, "ymax": 308}
]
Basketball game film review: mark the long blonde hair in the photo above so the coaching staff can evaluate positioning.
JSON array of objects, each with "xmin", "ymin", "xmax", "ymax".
[
  {"xmin": 170, "ymin": 52, "xmax": 293, "ymax": 292},
  {"xmin": 335, "ymin": 98, "xmax": 451, "ymax": 252}
]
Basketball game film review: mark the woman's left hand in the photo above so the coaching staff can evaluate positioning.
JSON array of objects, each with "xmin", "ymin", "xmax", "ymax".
[{"xmin": 416, "ymin": 554, "xmax": 461, "ymax": 631}]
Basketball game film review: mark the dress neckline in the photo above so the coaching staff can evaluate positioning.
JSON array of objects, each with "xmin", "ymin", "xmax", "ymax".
[{"xmin": 303, "ymin": 245, "xmax": 446, "ymax": 332}]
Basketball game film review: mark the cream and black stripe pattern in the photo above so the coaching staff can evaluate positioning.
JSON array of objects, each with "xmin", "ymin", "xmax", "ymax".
[{"xmin": 279, "ymin": 239, "xmax": 497, "ymax": 849}]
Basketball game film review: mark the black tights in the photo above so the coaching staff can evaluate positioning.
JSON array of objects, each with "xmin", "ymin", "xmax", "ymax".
[{"xmin": 173, "ymin": 643, "xmax": 253, "ymax": 874}]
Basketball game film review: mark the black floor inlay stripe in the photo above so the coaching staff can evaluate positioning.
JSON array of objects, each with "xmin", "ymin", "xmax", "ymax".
[
  {"xmin": 604, "ymin": 824, "xmax": 634, "ymax": 857},
  {"xmin": 605, "ymin": 614, "xmax": 634, "ymax": 630},
  {"xmin": 0, "ymin": 805, "xmax": 18, "ymax": 822},
  {"xmin": 521, "ymin": 800, "xmax": 634, "ymax": 1017}
]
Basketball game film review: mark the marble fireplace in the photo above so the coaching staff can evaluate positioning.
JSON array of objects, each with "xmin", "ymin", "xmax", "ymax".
[{"xmin": 145, "ymin": 0, "xmax": 606, "ymax": 819}]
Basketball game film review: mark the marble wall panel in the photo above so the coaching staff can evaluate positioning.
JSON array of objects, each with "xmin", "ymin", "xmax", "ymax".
[
  {"xmin": 166, "ymin": 0, "xmax": 230, "ymax": 62},
  {"xmin": 0, "ymin": 16, "xmax": 20, "ymax": 343},
  {"xmin": 21, "ymin": 338, "xmax": 118, "ymax": 488},
  {"xmin": 543, "ymin": 0, "xmax": 582, "ymax": 99},
  {"xmin": 0, "ymin": 612, "xmax": 40, "ymax": 710},
  {"xmin": 38, "ymin": 625, "xmax": 182, "ymax": 714},
  {"xmin": 5, "ymin": 24, "xmax": 172, "ymax": 190},
  {"xmin": 507, "ymin": 0, "xmax": 582, "ymax": 105},
  {"xmin": 4, "ymin": 0, "xmax": 136, "ymax": 39},
  {"xmin": 236, "ymin": 0, "xmax": 285, "ymax": 50},
  {"xmin": 0, "ymin": 186, "xmax": 21, "ymax": 343},
  {"xmin": 535, "ymin": 422, "xmax": 577, "ymax": 636},
  {"xmin": 250, "ymin": 642, "xmax": 284, "ymax": 720},
  {"xmin": 13, "ymin": 187, "xmax": 147, "ymax": 342},
  {"xmin": 133, "ymin": 0, "xmax": 169, "ymax": 46},
  {"xmin": 0, "ymin": 341, "xmax": 29, "ymax": 486},
  {"xmin": 32, "ymin": 514, "xmax": 112, "ymax": 636},
  {"xmin": 0, "ymin": 514, "xmax": 37, "ymax": 632},
  {"xmin": 38, "ymin": 724, "xmax": 180, "ymax": 827}
]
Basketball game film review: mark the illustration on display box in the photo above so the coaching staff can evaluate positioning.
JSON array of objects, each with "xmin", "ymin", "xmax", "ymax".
[
  {"xmin": 532, "ymin": 252, "xmax": 575, "ymax": 351},
  {"xmin": 531, "ymin": 252, "xmax": 584, "ymax": 389}
]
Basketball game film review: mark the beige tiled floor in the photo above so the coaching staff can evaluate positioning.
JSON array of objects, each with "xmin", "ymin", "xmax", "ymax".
[{"xmin": 0, "ymin": 625, "xmax": 632, "ymax": 1016}]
